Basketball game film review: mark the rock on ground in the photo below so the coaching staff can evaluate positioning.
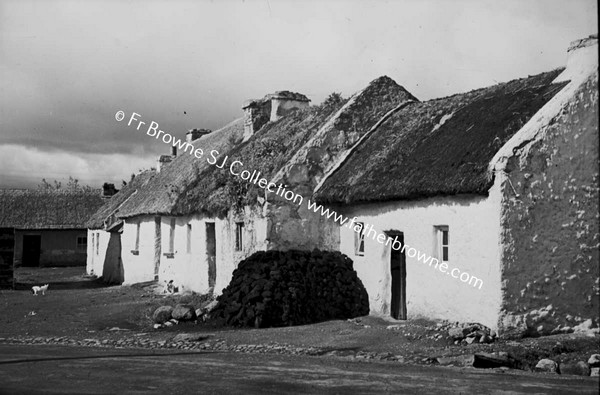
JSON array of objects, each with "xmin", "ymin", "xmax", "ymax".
[
  {"xmin": 172, "ymin": 304, "xmax": 196, "ymax": 321},
  {"xmin": 152, "ymin": 306, "xmax": 173, "ymax": 324},
  {"xmin": 587, "ymin": 354, "xmax": 600, "ymax": 367},
  {"xmin": 560, "ymin": 361, "xmax": 590, "ymax": 376},
  {"xmin": 535, "ymin": 359, "xmax": 558, "ymax": 373}
]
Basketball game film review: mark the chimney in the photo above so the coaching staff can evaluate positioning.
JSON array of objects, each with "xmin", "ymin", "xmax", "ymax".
[
  {"xmin": 186, "ymin": 128, "xmax": 212, "ymax": 143},
  {"xmin": 267, "ymin": 91, "xmax": 310, "ymax": 122},
  {"xmin": 242, "ymin": 99, "xmax": 271, "ymax": 142},
  {"xmin": 156, "ymin": 154, "xmax": 173, "ymax": 173},
  {"xmin": 102, "ymin": 183, "xmax": 118, "ymax": 197},
  {"xmin": 171, "ymin": 146, "xmax": 177, "ymax": 157},
  {"xmin": 554, "ymin": 34, "xmax": 598, "ymax": 84}
]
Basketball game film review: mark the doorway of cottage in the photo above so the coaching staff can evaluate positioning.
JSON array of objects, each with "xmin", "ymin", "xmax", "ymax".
[
  {"xmin": 206, "ymin": 222, "xmax": 216, "ymax": 293},
  {"xmin": 22, "ymin": 234, "xmax": 41, "ymax": 267},
  {"xmin": 386, "ymin": 231, "xmax": 406, "ymax": 320}
]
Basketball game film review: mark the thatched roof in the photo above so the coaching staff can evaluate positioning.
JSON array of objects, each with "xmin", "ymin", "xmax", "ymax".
[
  {"xmin": 314, "ymin": 69, "xmax": 568, "ymax": 205},
  {"xmin": 0, "ymin": 189, "xmax": 105, "ymax": 230},
  {"xmin": 174, "ymin": 101, "xmax": 346, "ymax": 216},
  {"xmin": 117, "ymin": 117, "xmax": 245, "ymax": 218},
  {"xmin": 174, "ymin": 76, "xmax": 416, "ymax": 216},
  {"xmin": 86, "ymin": 170, "xmax": 155, "ymax": 229}
]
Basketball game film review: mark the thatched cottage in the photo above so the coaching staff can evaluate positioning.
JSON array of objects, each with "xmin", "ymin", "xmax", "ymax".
[
  {"xmin": 314, "ymin": 35, "xmax": 599, "ymax": 336},
  {"xmin": 88, "ymin": 35, "xmax": 598, "ymax": 336},
  {"xmin": 0, "ymin": 188, "xmax": 105, "ymax": 287}
]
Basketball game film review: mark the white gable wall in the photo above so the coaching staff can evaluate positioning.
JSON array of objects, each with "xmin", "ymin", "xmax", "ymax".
[
  {"xmin": 86, "ymin": 229, "xmax": 109, "ymax": 276},
  {"xmin": 121, "ymin": 215, "xmax": 157, "ymax": 284},
  {"xmin": 338, "ymin": 180, "xmax": 503, "ymax": 330}
]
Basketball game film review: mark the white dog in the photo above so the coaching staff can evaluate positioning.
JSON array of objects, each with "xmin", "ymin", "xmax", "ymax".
[{"xmin": 31, "ymin": 284, "xmax": 49, "ymax": 296}]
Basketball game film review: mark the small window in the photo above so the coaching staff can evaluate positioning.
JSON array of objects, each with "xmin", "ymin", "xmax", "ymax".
[
  {"xmin": 354, "ymin": 222, "xmax": 365, "ymax": 256},
  {"xmin": 96, "ymin": 232, "xmax": 100, "ymax": 255},
  {"xmin": 235, "ymin": 222, "xmax": 244, "ymax": 251},
  {"xmin": 169, "ymin": 218, "xmax": 176, "ymax": 253},
  {"xmin": 135, "ymin": 222, "xmax": 141, "ymax": 251},
  {"xmin": 435, "ymin": 226, "xmax": 449, "ymax": 262},
  {"xmin": 77, "ymin": 236, "xmax": 87, "ymax": 250},
  {"xmin": 186, "ymin": 224, "xmax": 192, "ymax": 254},
  {"xmin": 91, "ymin": 233, "xmax": 95, "ymax": 252}
]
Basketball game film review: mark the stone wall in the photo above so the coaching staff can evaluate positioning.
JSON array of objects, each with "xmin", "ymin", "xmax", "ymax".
[{"xmin": 498, "ymin": 72, "xmax": 599, "ymax": 337}]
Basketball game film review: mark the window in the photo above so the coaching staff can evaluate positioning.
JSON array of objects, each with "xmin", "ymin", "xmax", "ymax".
[
  {"xmin": 77, "ymin": 236, "xmax": 87, "ymax": 251},
  {"xmin": 135, "ymin": 222, "xmax": 141, "ymax": 251},
  {"xmin": 186, "ymin": 224, "xmax": 192, "ymax": 254},
  {"xmin": 235, "ymin": 222, "xmax": 244, "ymax": 251},
  {"xmin": 435, "ymin": 226, "xmax": 449, "ymax": 262},
  {"xmin": 354, "ymin": 222, "xmax": 365, "ymax": 256},
  {"xmin": 91, "ymin": 233, "xmax": 95, "ymax": 253},
  {"xmin": 169, "ymin": 218, "xmax": 176, "ymax": 253},
  {"xmin": 96, "ymin": 232, "xmax": 100, "ymax": 255}
]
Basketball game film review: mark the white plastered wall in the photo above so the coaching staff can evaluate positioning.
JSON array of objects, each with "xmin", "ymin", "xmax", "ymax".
[
  {"xmin": 86, "ymin": 229, "xmax": 109, "ymax": 276},
  {"xmin": 121, "ymin": 216, "xmax": 157, "ymax": 285},
  {"xmin": 339, "ymin": 182, "xmax": 503, "ymax": 330}
]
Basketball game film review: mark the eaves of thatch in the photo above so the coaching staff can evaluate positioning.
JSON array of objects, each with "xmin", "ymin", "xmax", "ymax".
[
  {"xmin": 86, "ymin": 170, "xmax": 156, "ymax": 229},
  {"xmin": 117, "ymin": 117, "xmax": 245, "ymax": 219},
  {"xmin": 314, "ymin": 69, "xmax": 568, "ymax": 205},
  {"xmin": 0, "ymin": 189, "xmax": 105, "ymax": 230}
]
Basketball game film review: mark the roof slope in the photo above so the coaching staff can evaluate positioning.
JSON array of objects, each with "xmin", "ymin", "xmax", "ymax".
[
  {"xmin": 315, "ymin": 69, "xmax": 568, "ymax": 205},
  {"xmin": 175, "ymin": 76, "xmax": 417, "ymax": 216},
  {"xmin": 86, "ymin": 170, "xmax": 155, "ymax": 229},
  {"xmin": 117, "ymin": 117, "xmax": 245, "ymax": 218},
  {"xmin": 174, "ymin": 101, "xmax": 347, "ymax": 216},
  {"xmin": 0, "ymin": 189, "xmax": 105, "ymax": 229}
]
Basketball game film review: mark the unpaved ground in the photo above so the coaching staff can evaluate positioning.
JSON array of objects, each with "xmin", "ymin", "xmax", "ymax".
[
  {"xmin": 2, "ymin": 344, "xmax": 599, "ymax": 394},
  {"xmin": 1, "ymin": 267, "xmax": 598, "ymax": 372}
]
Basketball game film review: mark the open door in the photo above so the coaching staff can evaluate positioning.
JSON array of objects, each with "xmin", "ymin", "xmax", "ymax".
[
  {"xmin": 22, "ymin": 235, "xmax": 41, "ymax": 267},
  {"xmin": 386, "ymin": 231, "xmax": 406, "ymax": 320},
  {"xmin": 206, "ymin": 222, "xmax": 216, "ymax": 293}
]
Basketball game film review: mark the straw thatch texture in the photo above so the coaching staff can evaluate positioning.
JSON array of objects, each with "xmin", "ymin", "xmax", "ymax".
[
  {"xmin": 86, "ymin": 170, "xmax": 155, "ymax": 229},
  {"xmin": 117, "ymin": 118, "xmax": 245, "ymax": 218},
  {"xmin": 174, "ymin": 102, "xmax": 347, "ymax": 216},
  {"xmin": 0, "ymin": 189, "xmax": 105, "ymax": 229},
  {"xmin": 315, "ymin": 69, "xmax": 568, "ymax": 205}
]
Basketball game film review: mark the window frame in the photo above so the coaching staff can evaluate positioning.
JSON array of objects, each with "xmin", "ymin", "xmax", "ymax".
[
  {"xmin": 435, "ymin": 225, "xmax": 449, "ymax": 262},
  {"xmin": 169, "ymin": 218, "xmax": 176, "ymax": 254},
  {"xmin": 354, "ymin": 222, "xmax": 365, "ymax": 256},
  {"xmin": 234, "ymin": 222, "xmax": 244, "ymax": 251}
]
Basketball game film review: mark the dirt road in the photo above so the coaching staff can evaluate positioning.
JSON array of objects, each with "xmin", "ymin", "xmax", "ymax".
[{"xmin": 1, "ymin": 344, "xmax": 598, "ymax": 394}]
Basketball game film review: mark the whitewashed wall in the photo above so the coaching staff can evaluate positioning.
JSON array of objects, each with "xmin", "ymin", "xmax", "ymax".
[
  {"xmin": 337, "ymin": 182, "xmax": 503, "ymax": 330},
  {"xmin": 121, "ymin": 215, "xmax": 157, "ymax": 285},
  {"xmin": 86, "ymin": 229, "xmax": 109, "ymax": 276},
  {"xmin": 121, "ymin": 207, "xmax": 268, "ymax": 295}
]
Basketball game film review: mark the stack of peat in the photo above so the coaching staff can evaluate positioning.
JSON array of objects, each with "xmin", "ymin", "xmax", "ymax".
[{"xmin": 213, "ymin": 250, "xmax": 369, "ymax": 328}]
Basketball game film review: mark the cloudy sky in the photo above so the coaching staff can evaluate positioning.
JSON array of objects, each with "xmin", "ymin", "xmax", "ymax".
[{"xmin": 0, "ymin": 0, "xmax": 597, "ymax": 189}]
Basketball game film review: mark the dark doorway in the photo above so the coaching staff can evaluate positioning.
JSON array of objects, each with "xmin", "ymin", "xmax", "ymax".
[
  {"xmin": 154, "ymin": 217, "xmax": 161, "ymax": 280},
  {"xmin": 22, "ymin": 235, "xmax": 42, "ymax": 267},
  {"xmin": 206, "ymin": 222, "xmax": 216, "ymax": 293},
  {"xmin": 386, "ymin": 231, "xmax": 406, "ymax": 320}
]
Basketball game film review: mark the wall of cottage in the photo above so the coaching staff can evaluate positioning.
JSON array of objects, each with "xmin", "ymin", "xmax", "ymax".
[
  {"xmin": 121, "ymin": 215, "xmax": 158, "ymax": 284},
  {"xmin": 497, "ymin": 72, "xmax": 599, "ymax": 338},
  {"xmin": 86, "ymin": 229, "xmax": 108, "ymax": 276},
  {"xmin": 13, "ymin": 229, "xmax": 87, "ymax": 267},
  {"xmin": 336, "ymin": 186, "xmax": 503, "ymax": 330},
  {"xmin": 121, "ymin": 207, "xmax": 268, "ymax": 294}
]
